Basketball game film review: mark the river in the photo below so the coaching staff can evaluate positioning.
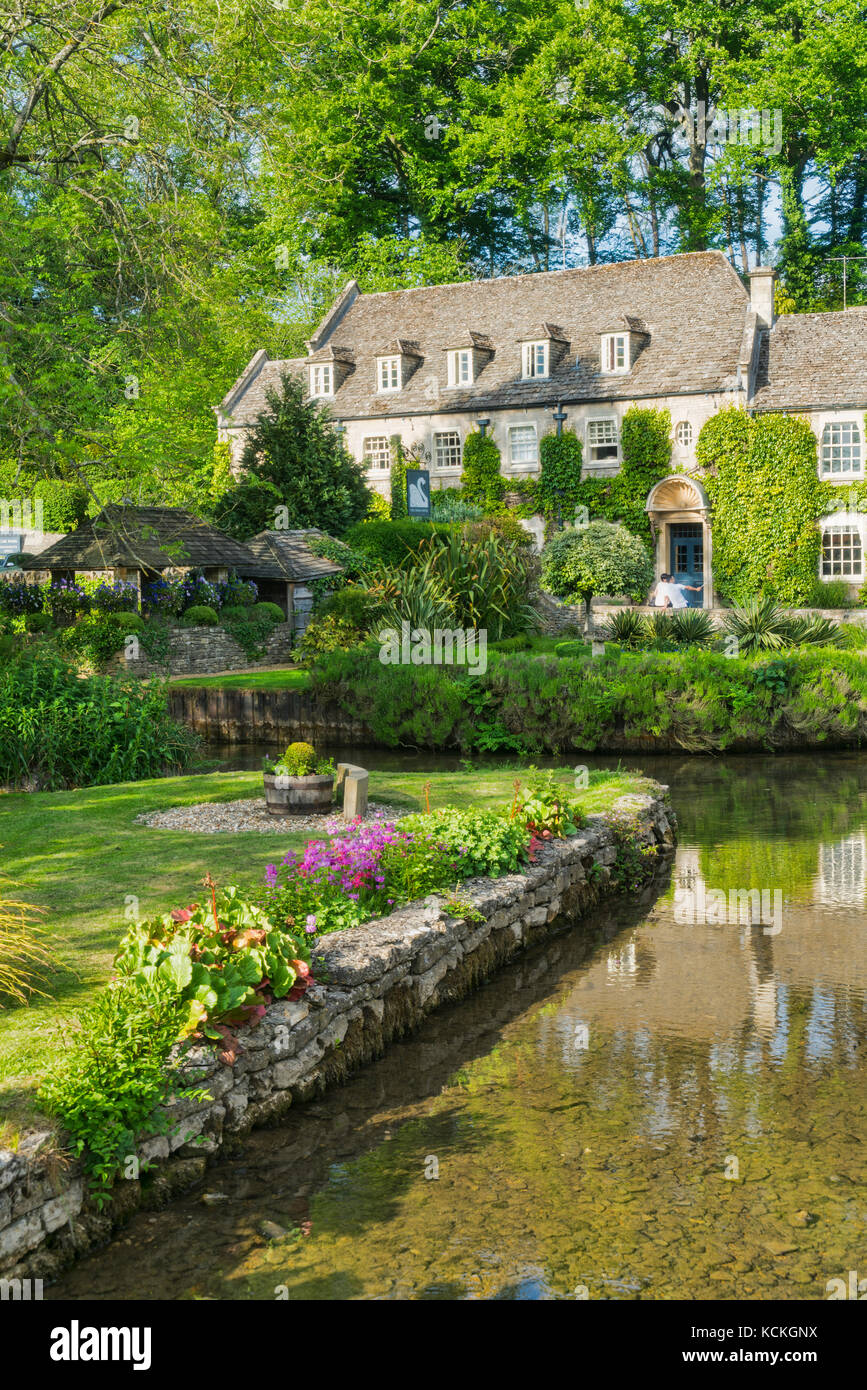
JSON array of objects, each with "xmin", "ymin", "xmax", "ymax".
[{"xmin": 51, "ymin": 752, "xmax": 867, "ymax": 1300}]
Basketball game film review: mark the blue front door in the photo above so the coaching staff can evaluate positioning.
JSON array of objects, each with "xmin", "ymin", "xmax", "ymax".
[{"xmin": 669, "ymin": 524, "xmax": 704, "ymax": 607}]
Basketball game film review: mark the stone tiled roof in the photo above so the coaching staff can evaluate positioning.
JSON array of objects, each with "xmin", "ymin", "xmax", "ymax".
[
  {"xmin": 237, "ymin": 530, "xmax": 344, "ymax": 582},
  {"xmin": 220, "ymin": 251, "xmax": 750, "ymax": 425},
  {"xmin": 752, "ymin": 308, "xmax": 867, "ymax": 409},
  {"xmin": 21, "ymin": 505, "xmax": 257, "ymax": 572}
]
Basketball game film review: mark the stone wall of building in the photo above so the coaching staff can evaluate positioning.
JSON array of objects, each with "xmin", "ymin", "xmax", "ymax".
[
  {"xmin": 0, "ymin": 792, "xmax": 675, "ymax": 1282},
  {"xmin": 111, "ymin": 620, "xmax": 295, "ymax": 679}
]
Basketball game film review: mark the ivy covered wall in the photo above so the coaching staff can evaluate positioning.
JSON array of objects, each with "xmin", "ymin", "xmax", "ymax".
[
  {"xmin": 513, "ymin": 407, "xmax": 672, "ymax": 542},
  {"xmin": 697, "ymin": 407, "xmax": 860, "ymax": 606}
]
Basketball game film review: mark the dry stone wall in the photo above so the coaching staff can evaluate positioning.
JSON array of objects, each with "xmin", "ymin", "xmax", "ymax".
[
  {"xmin": 0, "ymin": 791, "xmax": 675, "ymax": 1284},
  {"xmin": 111, "ymin": 620, "xmax": 295, "ymax": 680}
]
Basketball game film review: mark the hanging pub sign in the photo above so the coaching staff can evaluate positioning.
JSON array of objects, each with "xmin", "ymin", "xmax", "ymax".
[{"xmin": 406, "ymin": 468, "xmax": 431, "ymax": 519}]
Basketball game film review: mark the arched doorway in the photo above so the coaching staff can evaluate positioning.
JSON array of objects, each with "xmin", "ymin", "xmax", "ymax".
[{"xmin": 645, "ymin": 476, "xmax": 712, "ymax": 609}]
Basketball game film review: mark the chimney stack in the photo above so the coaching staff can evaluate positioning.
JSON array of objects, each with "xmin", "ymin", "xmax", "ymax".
[{"xmin": 749, "ymin": 266, "xmax": 776, "ymax": 329}]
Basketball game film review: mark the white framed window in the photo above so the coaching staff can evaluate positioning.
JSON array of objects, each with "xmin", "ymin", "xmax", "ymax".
[
  {"xmin": 522, "ymin": 341, "xmax": 549, "ymax": 379},
  {"xmin": 675, "ymin": 420, "xmax": 693, "ymax": 448},
  {"xmin": 434, "ymin": 430, "xmax": 462, "ymax": 471},
  {"xmin": 363, "ymin": 436, "xmax": 391, "ymax": 472},
  {"xmin": 309, "ymin": 363, "xmax": 333, "ymax": 397},
  {"xmin": 508, "ymin": 424, "xmax": 538, "ymax": 467},
  {"xmin": 377, "ymin": 355, "xmax": 401, "ymax": 392},
  {"xmin": 821, "ymin": 421, "xmax": 862, "ymax": 476},
  {"xmin": 601, "ymin": 333, "xmax": 629, "ymax": 373},
  {"xmin": 447, "ymin": 349, "xmax": 473, "ymax": 387},
  {"xmin": 821, "ymin": 519, "xmax": 863, "ymax": 578},
  {"xmin": 587, "ymin": 417, "xmax": 620, "ymax": 464}
]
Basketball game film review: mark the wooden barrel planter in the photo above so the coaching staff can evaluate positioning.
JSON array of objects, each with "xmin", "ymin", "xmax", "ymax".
[{"xmin": 263, "ymin": 771, "xmax": 335, "ymax": 817}]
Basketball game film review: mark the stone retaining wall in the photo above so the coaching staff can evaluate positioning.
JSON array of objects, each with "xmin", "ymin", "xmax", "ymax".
[
  {"xmin": 0, "ymin": 791, "xmax": 675, "ymax": 1283},
  {"xmin": 110, "ymin": 620, "xmax": 295, "ymax": 680},
  {"xmin": 534, "ymin": 588, "xmax": 867, "ymax": 636}
]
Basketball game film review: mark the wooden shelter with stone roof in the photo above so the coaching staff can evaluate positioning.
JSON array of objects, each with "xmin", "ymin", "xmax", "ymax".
[
  {"xmin": 236, "ymin": 529, "xmax": 343, "ymax": 635},
  {"xmin": 21, "ymin": 504, "xmax": 259, "ymax": 603}
]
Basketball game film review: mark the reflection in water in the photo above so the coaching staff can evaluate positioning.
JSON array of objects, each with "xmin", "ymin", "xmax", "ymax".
[{"xmin": 52, "ymin": 753, "xmax": 867, "ymax": 1301}]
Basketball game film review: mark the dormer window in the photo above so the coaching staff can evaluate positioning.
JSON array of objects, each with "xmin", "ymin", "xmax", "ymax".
[
  {"xmin": 447, "ymin": 349, "xmax": 474, "ymax": 388},
  {"xmin": 377, "ymin": 355, "xmax": 401, "ymax": 392},
  {"xmin": 522, "ymin": 341, "xmax": 549, "ymax": 379},
  {"xmin": 310, "ymin": 364, "xmax": 333, "ymax": 397},
  {"xmin": 601, "ymin": 333, "xmax": 629, "ymax": 374}
]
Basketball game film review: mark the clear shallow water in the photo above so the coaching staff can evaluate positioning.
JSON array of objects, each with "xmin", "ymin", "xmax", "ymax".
[{"xmin": 53, "ymin": 753, "xmax": 867, "ymax": 1301}]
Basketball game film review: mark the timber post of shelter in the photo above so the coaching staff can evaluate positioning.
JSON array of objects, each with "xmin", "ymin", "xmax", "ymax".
[{"xmin": 336, "ymin": 763, "xmax": 369, "ymax": 821}]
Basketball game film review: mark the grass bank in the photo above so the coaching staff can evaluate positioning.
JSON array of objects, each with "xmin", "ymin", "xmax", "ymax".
[{"xmin": 0, "ymin": 763, "xmax": 650, "ymax": 1132}]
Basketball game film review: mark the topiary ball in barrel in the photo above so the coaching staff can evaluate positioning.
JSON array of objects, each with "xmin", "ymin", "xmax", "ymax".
[{"xmin": 263, "ymin": 741, "xmax": 336, "ymax": 816}]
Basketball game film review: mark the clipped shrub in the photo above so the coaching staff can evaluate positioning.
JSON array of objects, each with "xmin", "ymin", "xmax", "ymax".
[
  {"xmin": 555, "ymin": 639, "xmax": 591, "ymax": 658},
  {"xmin": 320, "ymin": 586, "xmax": 379, "ymax": 630},
  {"xmin": 344, "ymin": 518, "xmax": 456, "ymax": 569},
  {"xmin": 106, "ymin": 610, "xmax": 145, "ymax": 631},
  {"xmin": 181, "ymin": 604, "xmax": 219, "ymax": 627},
  {"xmin": 252, "ymin": 602, "xmax": 285, "ymax": 623},
  {"xmin": 493, "ymin": 634, "xmax": 533, "ymax": 654},
  {"xmin": 460, "ymin": 432, "xmax": 506, "ymax": 511}
]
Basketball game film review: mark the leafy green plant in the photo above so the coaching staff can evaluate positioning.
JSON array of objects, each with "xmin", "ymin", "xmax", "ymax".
[
  {"xmin": 397, "ymin": 806, "xmax": 529, "ymax": 880},
  {"xmin": 431, "ymin": 489, "xmax": 483, "ymax": 523},
  {"xmin": 364, "ymin": 561, "xmax": 457, "ymax": 631},
  {"xmin": 299, "ymin": 610, "xmax": 368, "ymax": 659},
  {"xmin": 783, "ymin": 614, "xmax": 844, "ymax": 647},
  {"xmin": 602, "ymin": 608, "xmax": 650, "ymax": 648},
  {"xmin": 0, "ymin": 649, "xmax": 197, "ymax": 788},
  {"xmin": 263, "ymin": 740, "xmax": 334, "ymax": 777},
  {"xmin": 538, "ymin": 429, "xmax": 584, "ymax": 528},
  {"xmin": 114, "ymin": 883, "xmax": 312, "ymax": 1039},
  {"xmin": 667, "ymin": 608, "xmax": 717, "ymax": 646},
  {"xmin": 389, "ymin": 434, "xmax": 408, "ymax": 519},
  {"xmin": 38, "ymin": 976, "xmax": 210, "ymax": 1198},
  {"xmin": 515, "ymin": 767, "xmax": 585, "ymax": 839},
  {"xmin": 412, "ymin": 528, "xmax": 537, "ymax": 639},
  {"xmin": 219, "ymin": 604, "xmax": 282, "ymax": 660}
]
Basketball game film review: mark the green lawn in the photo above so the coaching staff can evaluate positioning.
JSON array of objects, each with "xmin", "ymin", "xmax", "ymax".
[
  {"xmin": 0, "ymin": 763, "xmax": 651, "ymax": 1132},
  {"xmin": 169, "ymin": 667, "xmax": 311, "ymax": 691}
]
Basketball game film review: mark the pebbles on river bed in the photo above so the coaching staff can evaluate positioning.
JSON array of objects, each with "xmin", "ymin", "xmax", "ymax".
[{"xmin": 135, "ymin": 798, "xmax": 407, "ymax": 835}]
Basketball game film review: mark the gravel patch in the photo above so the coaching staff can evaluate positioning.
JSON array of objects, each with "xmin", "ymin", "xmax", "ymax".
[{"xmin": 135, "ymin": 798, "xmax": 407, "ymax": 835}]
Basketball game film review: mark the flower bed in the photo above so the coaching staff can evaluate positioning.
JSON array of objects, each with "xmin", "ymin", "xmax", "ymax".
[
  {"xmin": 1, "ymin": 788, "xmax": 676, "ymax": 1281},
  {"xmin": 36, "ymin": 772, "xmax": 587, "ymax": 1194}
]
